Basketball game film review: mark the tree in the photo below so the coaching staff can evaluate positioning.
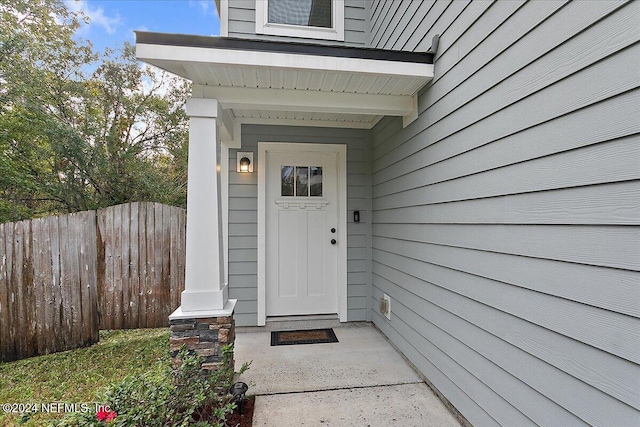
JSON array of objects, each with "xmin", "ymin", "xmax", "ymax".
[
  {"xmin": 0, "ymin": 0, "xmax": 189, "ymax": 223},
  {"xmin": 47, "ymin": 44, "xmax": 190, "ymax": 212},
  {"xmin": 1, "ymin": 0, "xmax": 91, "ymax": 220}
]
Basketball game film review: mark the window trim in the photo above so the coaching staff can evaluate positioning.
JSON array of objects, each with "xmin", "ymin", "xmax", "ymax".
[
  {"xmin": 255, "ymin": 0, "xmax": 345, "ymax": 42},
  {"xmin": 220, "ymin": 0, "xmax": 229, "ymax": 37}
]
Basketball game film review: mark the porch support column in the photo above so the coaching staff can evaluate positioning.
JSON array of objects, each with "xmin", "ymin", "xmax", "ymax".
[
  {"xmin": 169, "ymin": 98, "xmax": 236, "ymax": 372},
  {"xmin": 171, "ymin": 98, "xmax": 236, "ymax": 318}
]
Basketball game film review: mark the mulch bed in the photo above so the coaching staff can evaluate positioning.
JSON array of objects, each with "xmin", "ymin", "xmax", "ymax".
[{"xmin": 226, "ymin": 396, "xmax": 255, "ymax": 427}]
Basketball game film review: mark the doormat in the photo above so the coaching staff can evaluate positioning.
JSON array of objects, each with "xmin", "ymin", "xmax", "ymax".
[{"xmin": 271, "ymin": 328, "xmax": 339, "ymax": 346}]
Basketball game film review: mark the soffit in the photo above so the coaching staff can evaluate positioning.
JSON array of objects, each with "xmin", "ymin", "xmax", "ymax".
[{"xmin": 136, "ymin": 32, "xmax": 434, "ymax": 129}]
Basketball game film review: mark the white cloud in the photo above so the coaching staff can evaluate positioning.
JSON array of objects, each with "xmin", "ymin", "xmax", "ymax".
[
  {"xmin": 66, "ymin": 0, "xmax": 120, "ymax": 34},
  {"xmin": 189, "ymin": 0, "xmax": 218, "ymax": 17}
]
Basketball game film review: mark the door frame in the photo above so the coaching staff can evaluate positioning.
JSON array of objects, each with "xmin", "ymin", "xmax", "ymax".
[{"xmin": 257, "ymin": 142, "xmax": 347, "ymax": 326}]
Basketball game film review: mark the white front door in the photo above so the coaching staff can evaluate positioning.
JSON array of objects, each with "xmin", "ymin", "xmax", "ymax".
[{"xmin": 265, "ymin": 148, "xmax": 340, "ymax": 316}]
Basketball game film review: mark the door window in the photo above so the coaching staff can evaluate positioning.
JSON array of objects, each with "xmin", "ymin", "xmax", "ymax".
[
  {"xmin": 281, "ymin": 166, "xmax": 294, "ymax": 196},
  {"xmin": 310, "ymin": 166, "xmax": 323, "ymax": 196},
  {"xmin": 281, "ymin": 165, "xmax": 323, "ymax": 197}
]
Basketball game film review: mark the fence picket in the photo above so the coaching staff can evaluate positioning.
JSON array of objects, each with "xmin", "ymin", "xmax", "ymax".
[
  {"xmin": 87, "ymin": 212, "xmax": 100, "ymax": 344},
  {"xmin": 23, "ymin": 221, "xmax": 36, "ymax": 357},
  {"xmin": 121, "ymin": 204, "xmax": 131, "ymax": 328},
  {"xmin": 41, "ymin": 218, "xmax": 54, "ymax": 354},
  {"xmin": 0, "ymin": 224, "xmax": 9, "ymax": 359},
  {"xmin": 12, "ymin": 222, "xmax": 25, "ymax": 358},
  {"xmin": 169, "ymin": 208, "xmax": 179, "ymax": 316},
  {"xmin": 105, "ymin": 206, "xmax": 115, "ymax": 330},
  {"xmin": 32, "ymin": 218, "xmax": 44, "ymax": 354},
  {"xmin": 129, "ymin": 203, "xmax": 140, "ymax": 329},
  {"xmin": 71, "ymin": 214, "xmax": 82, "ymax": 345},
  {"xmin": 138, "ymin": 203, "xmax": 147, "ymax": 329},
  {"xmin": 5, "ymin": 223, "xmax": 16, "ymax": 360},
  {"xmin": 154, "ymin": 203, "xmax": 164, "ymax": 326},
  {"xmin": 50, "ymin": 216, "xmax": 63, "ymax": 350},
  {"xmin": 146, "ymin": 204, "xmax": 155, "ymax": 328},
  {"xmin": 59, "ymin": 215, "xmax": 72, "ymax": 348},
  {"xmin": 114, "ymin": 206, "xmax": 123, "ymax": 330},
  {"xmin": 79, "ymin": 212, "xmax": 96, "ymax": 344}
]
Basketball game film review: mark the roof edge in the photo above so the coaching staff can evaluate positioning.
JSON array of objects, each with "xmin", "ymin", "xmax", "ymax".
[{"xmin": 135, "ymin": 32, "xmax": 434, "ymax": 65}]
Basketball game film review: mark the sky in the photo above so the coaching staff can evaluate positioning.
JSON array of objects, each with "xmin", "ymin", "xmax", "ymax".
[{"xmin": 65, "ymin": 0, "xmax": 221, "ymax": 53}]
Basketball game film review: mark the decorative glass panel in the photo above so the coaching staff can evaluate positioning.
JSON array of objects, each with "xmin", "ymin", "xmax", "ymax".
[
  {"xmin": 281, "ymin": 166, "xmax": 294, "ymax": 196},
  {"xmin": 268, "ymin": 0, "xmax": 332, "ymax": 28},
  {"xmin": 281, "ymin": 165, "xmax": 323, "ymax": 197},
  {"xmin": 296, "ymin": 166, "xmax": 309, "ymax": 197},
  {"xmin": 310, "ymin": 166, "xmax": 323, "ymax": 196}
]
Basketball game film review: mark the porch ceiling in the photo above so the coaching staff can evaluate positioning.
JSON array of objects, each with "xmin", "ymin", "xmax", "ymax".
[{"xmin": 135, "ymin": 32, "xmax": 434, "ymax": 133}]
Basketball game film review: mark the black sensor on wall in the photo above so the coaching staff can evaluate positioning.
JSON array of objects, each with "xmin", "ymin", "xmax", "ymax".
[{"xmin": 354, "ymin": 211, "xmax": 360, "ymax": 223}]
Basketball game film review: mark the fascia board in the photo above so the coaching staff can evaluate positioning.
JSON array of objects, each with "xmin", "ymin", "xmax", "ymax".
[{"xmin": 136, "ymin": 43, "xmax": 434, "ymax": 80}]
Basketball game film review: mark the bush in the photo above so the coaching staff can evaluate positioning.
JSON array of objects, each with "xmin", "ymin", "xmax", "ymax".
[{"xmin": 52, "ymin": 345, "xmax": 250, "ymax": 427}]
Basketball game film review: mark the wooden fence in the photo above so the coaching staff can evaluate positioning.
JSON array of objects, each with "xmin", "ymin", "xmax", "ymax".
[
  {"xmin": 0, "ymin": 202, "xmax": 186, "ymax": 362},
  {"xmin": 97, "ymin": 203, "xmax": 186, "ymax": 330},
  {"xmin": 0, "ymin": 212, "xmax": 99, "ymax": 362}
]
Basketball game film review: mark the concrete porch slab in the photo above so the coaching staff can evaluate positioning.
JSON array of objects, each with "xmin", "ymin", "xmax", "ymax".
[
  {"xmin": 234, "ymin": 323, "xmax": 461, "ymax": 426},
  {"xmin": 235, "ymin": 323, "xmax": 421, "ymax": 395},
  {"xmin": 252, "ymin": 383, "xmax": 460, "ymax": 427}
]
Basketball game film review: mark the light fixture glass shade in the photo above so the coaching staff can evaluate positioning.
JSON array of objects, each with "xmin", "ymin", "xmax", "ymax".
[
  {"xmin": 239, "ymin": 157, "xmax": 250, "ymax": 172},
  {"xmin": 236, "ymin": 152, "xmax": 254, "ymax": 173}
]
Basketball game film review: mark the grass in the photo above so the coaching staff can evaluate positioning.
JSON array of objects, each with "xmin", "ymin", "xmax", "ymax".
[{"xmin": 0, "ymin": 328, "xmax": 170, "ymax": 427}]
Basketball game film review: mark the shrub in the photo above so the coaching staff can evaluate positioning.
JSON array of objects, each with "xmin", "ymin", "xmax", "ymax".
[{"xmin": 52, "ymin": 345, "xmax": 250, "ymax": 427}]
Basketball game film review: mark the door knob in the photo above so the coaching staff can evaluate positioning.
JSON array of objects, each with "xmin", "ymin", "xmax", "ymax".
[{"xmin": 331, "ymin": 239, "xmax": 337, "ymax": 245}]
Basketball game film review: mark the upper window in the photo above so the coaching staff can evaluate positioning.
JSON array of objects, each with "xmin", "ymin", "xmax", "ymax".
[
  {"xmin": 269, "ymin": 0, "xmax": 332, "ymax": 28},
  {"xmin": 256, "ymin": 0, "xmax": 344, "ymax": 41}
]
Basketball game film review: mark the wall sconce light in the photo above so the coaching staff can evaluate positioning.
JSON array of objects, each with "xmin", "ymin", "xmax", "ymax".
[{"xmin": 237, "ymin": 152, "xmax": 253, "ymax": 173}]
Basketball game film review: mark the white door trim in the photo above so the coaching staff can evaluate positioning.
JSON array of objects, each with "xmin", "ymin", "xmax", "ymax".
[{"xmin": 258, "ymin": 142, "xmax": 347, "ymax": 326}]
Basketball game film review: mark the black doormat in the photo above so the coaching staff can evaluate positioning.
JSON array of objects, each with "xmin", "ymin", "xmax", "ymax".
[{"xmin": 271, "ymin": 328, "xmax": 339, "ymax": 346}]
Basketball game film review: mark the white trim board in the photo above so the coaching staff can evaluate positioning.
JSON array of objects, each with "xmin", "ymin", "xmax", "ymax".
[
  {"xmin": 234, "ymin": 116, "xmax": 381, "ymax": 130},
  {"xmin": 221, "ymin": 142, "xmax": 230, "ymax": 287},
  {"xmin": 136, "ymin": 43, "xmax": 433, "ymax": 80},
  {"xmin": 219, "ymin": 0, "xmax": 229, "ymax": 37},
  {"xmin": 257, "ymin": 142, "xmax": 348, "ymax": 326},
  {"xmin": 204, "ymin": 85, "xmax": 416, "ymax": 117}
]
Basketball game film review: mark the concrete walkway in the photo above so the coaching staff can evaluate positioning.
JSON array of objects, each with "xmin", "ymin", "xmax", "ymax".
[{"xmin": 234, "ymin": 323, "xmax": 461, "ymax": 427}]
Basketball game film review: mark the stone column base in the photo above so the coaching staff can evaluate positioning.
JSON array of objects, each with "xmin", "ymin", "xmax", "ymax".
[{"xmin": 169, "ymin": 314, "xmax": 236, "ymax": 371}]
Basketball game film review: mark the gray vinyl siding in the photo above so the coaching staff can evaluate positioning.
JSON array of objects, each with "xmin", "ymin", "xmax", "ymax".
[
  {"xmin": 227, "ymin": 0, "xmax": 366, "ymax": 46},
  {"xmin": 369, "ymin": 1, "xmax": 640, "ymax": 426},
  {"xmin": 228, "ymin": 124, "xmax": 372, "ymax": 326},
  {"xmin": 367, "ymin": 0, "xmax": 479, "ymax": 51}
]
